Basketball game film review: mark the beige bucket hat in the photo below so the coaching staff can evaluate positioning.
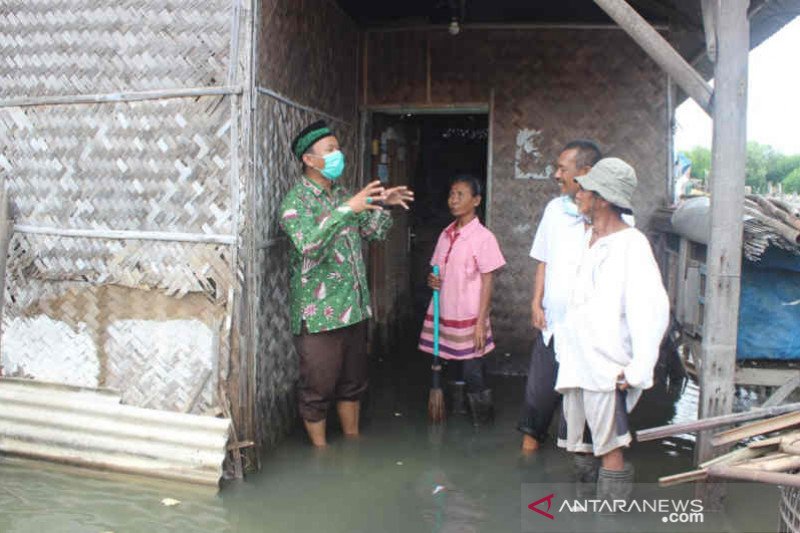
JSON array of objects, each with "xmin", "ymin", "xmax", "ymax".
[{"xmin": 575, "ymin": 157, "xmax": 637, "ymax": 212}]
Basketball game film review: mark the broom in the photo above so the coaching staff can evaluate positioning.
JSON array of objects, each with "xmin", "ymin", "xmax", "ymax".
[{"xmin": 428, "ymin": 265, "xmax": 446, "ymax": 423}]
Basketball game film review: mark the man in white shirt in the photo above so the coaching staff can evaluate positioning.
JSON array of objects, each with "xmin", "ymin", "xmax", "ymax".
[
  {"xmin": 555, "ymin": 158, "xmax": 669, "ymax": 502},
  {"xmin": 518, "ymin": 140, "xmax": 601, "ymax": 454}
]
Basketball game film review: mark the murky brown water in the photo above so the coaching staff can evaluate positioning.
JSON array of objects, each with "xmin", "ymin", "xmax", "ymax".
[{"xmin": 0, "ymin": 363, "xmax": 784, "ymax": 532}]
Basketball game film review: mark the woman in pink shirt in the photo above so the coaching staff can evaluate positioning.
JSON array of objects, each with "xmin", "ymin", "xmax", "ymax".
[{"xmin": 418, "ymin": 175, "xmax": 506, "ymax": 425}]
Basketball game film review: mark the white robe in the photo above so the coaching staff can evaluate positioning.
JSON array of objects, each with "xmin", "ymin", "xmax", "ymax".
[{"xmin": 555, "ymin": 227, "xmax": 669, "ymax": 408}]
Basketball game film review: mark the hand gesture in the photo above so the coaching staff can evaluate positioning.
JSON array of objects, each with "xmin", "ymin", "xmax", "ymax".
[
  {"xmin": 347, "ymin": 181, "xmax": 386, "ymax": 213},
  {"xmin": 616, "ymin": 372, "xmax": 629, "ymax": 391},
  {"xmin": 383, "ymin": 185, "xmax": 415, "ymax": 210}
]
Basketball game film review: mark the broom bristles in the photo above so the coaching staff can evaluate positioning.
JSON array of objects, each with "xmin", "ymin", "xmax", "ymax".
[{"xmin": 428, "ymin": 387, "xmax": 446, "ymax": 423}]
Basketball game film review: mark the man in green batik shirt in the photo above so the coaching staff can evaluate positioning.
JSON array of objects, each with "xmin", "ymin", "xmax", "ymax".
[{"xmin": 280, "ymin": 120, "xmax": 414, "ymax": 447}]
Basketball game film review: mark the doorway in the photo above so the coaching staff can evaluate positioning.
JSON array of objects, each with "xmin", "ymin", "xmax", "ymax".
[{"xmin": 367, "ymin": 112, "xmax": 489, "ymax": 352}]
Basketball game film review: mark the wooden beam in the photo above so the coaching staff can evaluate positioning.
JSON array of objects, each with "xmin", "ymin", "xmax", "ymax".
[
  {"xmin": 735, "ymin": 368, "xmax": 800, "ymax": 387},
  {"xmin": 699, "ymin": 446, "xmax": 768, "ymax": 469},
  {"xmin": 631, "ymin": 0, "xmax": 700, "ymax": 30},
  {"xmin": 696, "ymin": 0, "xmax": 750, "ymax": 507},
  {"xmin": 593, "ymin": 0, "xmax": 713, "ymax": 115},
  {"xmin": 635, "ymin": 402, "xmax": 800, "ymax": 442},
  {"xmin": 659, "ymin": 469, "xmax": 708, "ymax": 487},
  {"xmin": 700, "ymin": 0, "xmax": 718, "ymax": 63},
  {"xmin": 711, "ymin": 412, "xmax": 800, "ymax": 447},
  {"xmin": 763, "ymin": 375, "xmax": 800, "ymax": 408},
  {"xmin": 707, "ymin": 465, "xmax": 800, "ymax": 488}
]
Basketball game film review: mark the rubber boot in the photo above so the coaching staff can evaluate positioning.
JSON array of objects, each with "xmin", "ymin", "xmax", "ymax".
[
  {"xmin": 597, "ymin": 463, "xmax": 635, "ymax": 511},
  {"xmin": 480, "ymin": 389, "xmax": 495, "ymax": 423},
  {"xmin": 467, "ymin": 389, "xmax": 494, "ymax": 426},
  {"xmin": 573, "ymin": 454, "xmax": 600, "ymax": 499},
  {"xmin": 447, "ymin": 381, "xmax": 468, "ymax": 415}
]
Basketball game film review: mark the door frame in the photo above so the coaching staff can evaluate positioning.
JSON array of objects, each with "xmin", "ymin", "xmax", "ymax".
[
  {"xmin": 360, "ymin": 105, "xmax": 494, "ymax": 352},
  {"xmin": 360, "ymin": 102, "xmax": 493, "ymax": 224}
]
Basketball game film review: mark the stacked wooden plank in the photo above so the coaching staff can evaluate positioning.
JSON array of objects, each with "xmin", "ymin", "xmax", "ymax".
[
  {"xmin": 743, "ymin": 195, "xmax": 800, "ymax": 260},
  {"xmin": 655, "ymin": 195, "xmax": 800, "ymax": 261},
  {"xmin": 636, "ymin": 403, "xmax": 800, "ymax": 488}
]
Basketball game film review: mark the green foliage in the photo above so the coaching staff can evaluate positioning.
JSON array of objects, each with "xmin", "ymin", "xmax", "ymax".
[
  {"xmin": 783, "ymin": 167, "xmax": 800, "ymax": 194},
  {"xmin": 685, "ymin": 146, "xmax": 711, "ymax": 183},
  {"xmin": 680, "ymin": 143, "xmax": 800, "ymax": 193},
  {"xmin": 768, "ymin": 154, "xmax": 800, "ymax": 184},
  {"xmin": 745, "ymin": 142, "xmax": 773, "ymax": 192}
]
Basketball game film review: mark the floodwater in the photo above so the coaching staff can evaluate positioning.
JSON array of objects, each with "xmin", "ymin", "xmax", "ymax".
[{"xmin": 0, "ymin": 354, "xmax": 784, "ymax": 533}]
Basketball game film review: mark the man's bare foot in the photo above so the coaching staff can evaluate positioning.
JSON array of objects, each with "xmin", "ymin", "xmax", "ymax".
[{"xmin": 522, "ymin": 434, "xmax": 540, "ymax": 453}]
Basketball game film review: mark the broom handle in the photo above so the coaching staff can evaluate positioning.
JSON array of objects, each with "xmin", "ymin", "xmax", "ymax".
[{"xmin": 433, "ymin": 265, "xmax": 440, "ymax": 359}]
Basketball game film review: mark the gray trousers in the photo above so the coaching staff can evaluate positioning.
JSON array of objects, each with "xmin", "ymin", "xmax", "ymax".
[{"xmin": 517, "ymin": 332, "xmax": 561, "ymax": 442}]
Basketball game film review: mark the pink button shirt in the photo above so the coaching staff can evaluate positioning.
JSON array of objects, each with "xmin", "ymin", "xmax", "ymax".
[{"xmin": 418, "ymin": 218, "xmax": 506, "ymax": 359}]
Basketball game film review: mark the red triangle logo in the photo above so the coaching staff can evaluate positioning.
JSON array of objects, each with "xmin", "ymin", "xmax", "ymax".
[{"xmin": 528, "ymin": 493, "xmax": 555, "ymax": 520}]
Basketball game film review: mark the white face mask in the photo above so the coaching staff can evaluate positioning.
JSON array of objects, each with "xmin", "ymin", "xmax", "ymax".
[{"xmin": 561, "ymin": 195, "xmax": 580, "ymax": 218}]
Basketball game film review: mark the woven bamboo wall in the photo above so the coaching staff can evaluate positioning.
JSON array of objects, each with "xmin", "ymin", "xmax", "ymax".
[
  {"xmin": 258, "ymin": 0, "xmax": 359, "ymax": 120},
  {"xmin": 0, "ymin": 1, "xmax": 246, "ymax": 416},
  {"xmin": 253, "ymin": 0, "xmax": 360, "ymax": 446},
  {"xmin": 0, "ymin": 1, "xmax": 233, "ymax": 98},
  {"xmin": 364, "ymin": 29, "xmax": 668, "ymax": 373}
]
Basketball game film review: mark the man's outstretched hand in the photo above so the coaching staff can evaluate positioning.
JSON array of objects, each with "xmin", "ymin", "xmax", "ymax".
[
  {"xmin": 347, "ymin": 181, "xmax": 386, "ymax": 213},
  {"xmin": 382, "ymin": 185, "xmax": 415, "ymax": 210}
]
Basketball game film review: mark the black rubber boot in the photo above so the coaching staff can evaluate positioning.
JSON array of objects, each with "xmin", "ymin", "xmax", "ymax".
[
  {"xmin": 573, "ymin": 454, "xmax": 600, "ymax": 499},
  {"xmin": 597, "ymin": 463, "xmax": 635, "ymax": 510},
  {"xmin": 467, "ymin": 389, "xmax": 494, "ymax": 426},
  {"xmin": 447, "ymin": 381, "xmax": 468, "ymax": 415},
  {"xmin": 480, "ymin": 389, "xmax": 494, "ymax": 423}
]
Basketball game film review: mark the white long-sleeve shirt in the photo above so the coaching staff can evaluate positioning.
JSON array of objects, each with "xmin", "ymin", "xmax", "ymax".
[
  {"xmin": 555, "ymin": 227, "xmax": 669, "ymax": 398},
  {"xmin": 531, "ymin": 197, "xmax": 636, "ymax": 348}
]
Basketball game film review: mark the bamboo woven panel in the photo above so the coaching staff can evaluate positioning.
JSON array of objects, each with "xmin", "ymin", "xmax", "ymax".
[
  {"xmin": 258, "ymin": 0, "xmax": 359, "ymax": 120},
  {"xmin": 254, "ymin": 241, "xmax": 298, "ymax": 447},
  {"xmin": 489, "ymin": 32, "xmax": 667, "ymax": 372},
  {"xmin": 6, "ymin": 233, "xmax": 232, "ymax": 303},
  {"xmin": 365, "ymin": 31, "xmax": 428, "ymax": 105},
  {"xmin": 0, "ymin": 96, "xmax": 233, "ymax": 234},
  {"xmin": 0, "ymin": 0, "xmax": 232, "ymax": 99},
  {"xmin": 255, "ymin": 96, "xmax": 357, "ymax": 244},
  {"xmin": 365, "ymin": 29, "xmax": 667, "ymax": 370},
  {"xmin": 1, "ymin": 283, "xmax": 223, "ymax": 414}
]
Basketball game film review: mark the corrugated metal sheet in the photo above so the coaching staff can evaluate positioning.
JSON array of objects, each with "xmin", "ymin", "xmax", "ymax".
[{"xmin": 0, "ymin": 378, "xmax": 231, "ymax": 487}]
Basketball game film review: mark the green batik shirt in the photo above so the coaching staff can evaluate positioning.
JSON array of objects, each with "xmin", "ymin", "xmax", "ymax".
[{"xmin": 279, "ymin": 176, "xmax": 393, "ymax": 335}]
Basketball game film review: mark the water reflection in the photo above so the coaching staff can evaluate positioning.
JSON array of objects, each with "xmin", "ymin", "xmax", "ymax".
[
  {"xmin": 0, "ymin": 460, "xmax": 231, "ymax": 533},
  {"xmin": 0, "ymin": 369, "xmax": 781, "ymax": 533}
]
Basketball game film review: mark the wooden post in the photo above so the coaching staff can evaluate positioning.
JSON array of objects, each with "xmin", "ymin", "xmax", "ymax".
[
  {"xmin": 593, "ymin": 0, "xmax": 713, "ymax": 115},
  {"xmin": 695, "ymin": 0, "xmax": 750, "ymax": 507}
]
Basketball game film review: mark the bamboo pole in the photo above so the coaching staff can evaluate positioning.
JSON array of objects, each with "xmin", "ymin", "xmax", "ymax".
[
  {"xmin": 659, "ymin": 469, "xmax": 708, "ymax": 487},
  {"xmin": 636, "ymin": 402, "xmax": 800, "ymax": 442},
  {"xmin": 740, "ymin": 455, "xmax": 800, "ymax": 473},
  {"xmin": 0, "ymin": 86, "xmax": 242, "ymax": 109},
  {"xmin": 699, "ymin": 446, "xmax": 767, "ymax": 469},
  {"xmin": 747, "ymin": 195, "xmax": 800, "ymax": 231},
  {"xmin": 592, "ymin": 0, "xmax": 713, "ymax": 115},
  {"xmin": 0, "ymin": 187, "xmax": 11, "ymax": 357},
  {"xmin": 12, "ymin": 225, "xmax": 236, "ymax": 245},
  {"xmin": 712, "ymin": 411, "xmax": 800, "ymax": 447},
  {"xmin": 708, "ymin": 465, "xmax": 800, "ymax": 488}
]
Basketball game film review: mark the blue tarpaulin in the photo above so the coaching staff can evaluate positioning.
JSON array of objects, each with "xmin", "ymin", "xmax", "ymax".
[{"xmin": 737, "ymin": 249, "xmax": 800, "ymax": 360}]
